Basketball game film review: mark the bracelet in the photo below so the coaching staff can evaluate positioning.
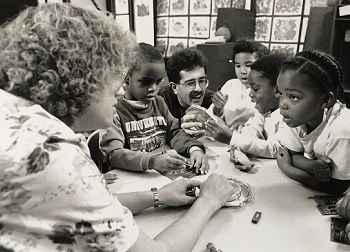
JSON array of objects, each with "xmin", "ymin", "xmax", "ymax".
[{"xmin": 151, "ymin": 187, "xmax": 159, "ymax": 208}]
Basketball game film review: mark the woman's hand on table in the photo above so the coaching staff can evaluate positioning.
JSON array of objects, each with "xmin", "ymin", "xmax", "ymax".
[
  {"xmin": 189, "ymin": 150, "xmax": 209, "ymax": 175},
  {"xmin": 197, "ymin": 173, "xmax": 236, "ymax": 210},
  {"xmin": 149, "ymin": 151, "xmax": 188, "ymax": 172},
  {"xmin": 181, "ymin": 114, "xmax": 205, "ymax": 138},
  {"xmin": 158, "ymin": 178, "xmax": 201, "ymax": 206}
]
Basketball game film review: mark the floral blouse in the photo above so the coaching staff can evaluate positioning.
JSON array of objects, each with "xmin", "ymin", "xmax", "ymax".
[{"xmin": 0, "ymin": 89, "xmax": 139, "ymax": 252}]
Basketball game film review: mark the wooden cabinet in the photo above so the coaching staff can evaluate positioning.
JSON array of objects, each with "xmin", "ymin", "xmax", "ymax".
[
  {"xmin": 196, "ymin": 8, "xmax": 256, "ymax": 91},
  {"xmin": 197, "ymin": 42, "xmax": 236, "ymax": 91},
  {"xmin": 304, "ymin": 6, "xmax": 350, "ymax": 91},
  {"xmin": 216, "ymin": 8, "xmax": 256, "ymax": 43}
]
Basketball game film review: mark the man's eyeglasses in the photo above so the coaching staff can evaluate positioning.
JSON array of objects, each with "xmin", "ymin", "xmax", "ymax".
[{"xmin": 178, "ymin": 78, "xmax": 209, "ymax": 91}]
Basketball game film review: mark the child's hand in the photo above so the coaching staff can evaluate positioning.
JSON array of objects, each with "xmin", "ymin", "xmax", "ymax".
[
  {"xmin": 212, "ymin": 90, "xmax": 228, "ymax": 117},
  {"xmin": 336, "ymin": 192, "xmax": 350, "ymax": 221},
  {"xmin": 181, "ymin": 114, "xmax": 205, "ymax": 138},
  {"xmin": 312, "ymin": 158, "xmax": 332, "ymax": 182},
  {"xmin": 189, "ymin": 150, "xmax": 209, "ymax": 175},
  {"xmin": 103, "ymin": 173, "xmax": 118, "ymax": 184},
  {"xmin": 276, "ymin": 148, "xmax": 292, "ymax": 173},
  {"xmin": 150, "ymin": 152, "xmax": 188, "ymax": 172},
  {"xmin": 205, "ymin": 119, "xmax": 232, "ymax": 144}
]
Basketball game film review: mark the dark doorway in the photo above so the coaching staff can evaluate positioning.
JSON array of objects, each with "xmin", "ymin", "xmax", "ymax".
[{"xmin": 0, "ymin": 0, "xmax": 37, "ymax": 25}]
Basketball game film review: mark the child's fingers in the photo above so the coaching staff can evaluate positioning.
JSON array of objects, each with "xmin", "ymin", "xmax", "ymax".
[
  {"xmin": 168, "ymin": 152, "xmax": 185, "ymax": 159},
  {"xmin": 103, "ymin": 173, "xmax": 118, "ymax": 180},
  {"xmin": 213, "ymin": 92, "xmax": 226, "ymax": 103}
]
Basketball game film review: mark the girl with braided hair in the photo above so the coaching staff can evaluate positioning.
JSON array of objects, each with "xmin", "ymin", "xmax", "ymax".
[{"xmin": 276, "ymin": 50, "xmax": 350, "ymax": 195}]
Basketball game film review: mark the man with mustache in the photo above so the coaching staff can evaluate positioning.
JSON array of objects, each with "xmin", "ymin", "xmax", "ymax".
[{"xmin": 159, "ymin": 48, "xmax": 214, "ymax": 124}]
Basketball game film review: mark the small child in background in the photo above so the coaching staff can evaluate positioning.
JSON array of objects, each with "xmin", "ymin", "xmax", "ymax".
[
  {"xmin": 207, "ymin": 53, "xmax": 288, "ymax": 158},
  {"xmin": 100, "ymin": 43, "xmax": 209, "ymax": 174},
  {"xmin": 276, "ymin": 50, "xmax": 350, "ymax": 195},
  {"xmin": 204, "ymin": 39, "xmax": 270, "ymax": 144}
]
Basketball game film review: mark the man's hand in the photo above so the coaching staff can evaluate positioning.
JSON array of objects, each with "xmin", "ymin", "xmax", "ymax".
[
  {"xmin": 212, "ymin": 90, "xmax": 228, "ymax": 117},
  {"xmin": 181, "ymin": 114, "xmax": 205, "ymax": 138}
]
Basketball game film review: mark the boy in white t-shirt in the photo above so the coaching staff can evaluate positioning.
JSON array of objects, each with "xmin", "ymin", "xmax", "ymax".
[
  {"xmin": 206, "ymin": 39, "xmax": 270, "ymax": 144},
  {"xmin": 208, "ymin": 53, "xmax": 288, "ymax": 157}
]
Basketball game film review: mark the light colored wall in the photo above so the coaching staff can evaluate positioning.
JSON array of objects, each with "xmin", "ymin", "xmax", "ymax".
[
  {"xmin": 37, "ymin": 0, "xmax": 107, "ymax": 11},
  {"xmin": 70, "ymin": 0, "xmax": 106, "ymax": 11}
]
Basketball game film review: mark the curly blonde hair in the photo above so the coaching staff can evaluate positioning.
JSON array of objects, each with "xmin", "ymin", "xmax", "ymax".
[{"xmin": 0, "ymin": 3, "xmax": 137, "ymax": 126}]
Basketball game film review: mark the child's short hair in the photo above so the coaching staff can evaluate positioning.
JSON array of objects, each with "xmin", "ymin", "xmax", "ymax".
[
  {"xmin": 251, "ymin": 53, "xmax": 288, "ymax": 86},
  {"xmin": 280, "ymin": 50, "xmax": 345, "ymax": 102},
  {"xmin": 232, "ymin": 38, "xmax": 270, "ymax": 60},
  {"xmin": 166, "ymin": 48, "xmax": 207, "ymax": 84},
  {"xmin": 129, "ymin": 42, "xmax": 164, "ymax": 74}
]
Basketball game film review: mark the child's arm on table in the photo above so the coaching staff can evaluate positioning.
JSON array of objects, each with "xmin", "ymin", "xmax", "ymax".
[
  {"xmin": 167, "ymin": 110, "xmax": 209, "ymax": 174},
  {"xmin": 100, "ymin": 115, "xmax": 187, "ymax": 172},
  {"xmin": 291, "ymin": 154, "xmax": 331, "ymax": 182},
  {"xmin": 148, "ymin": 151, "xmax": 188, "ymax": 171},
  {"xmin": 277, "ymin": 148, "xmax": 349, "ymax": 194},
  {"xmin": 229, "ymin": 113, "xmax": 285, "ymax": 158},
  {"xmin": 100, "ymin": 121, "xmax": 152, "ymax": 171}
]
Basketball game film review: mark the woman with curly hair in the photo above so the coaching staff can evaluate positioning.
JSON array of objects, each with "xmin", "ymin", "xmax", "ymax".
[{"xmin": 0, "ymin": 3, "xmax": 236, "ymax": 252}]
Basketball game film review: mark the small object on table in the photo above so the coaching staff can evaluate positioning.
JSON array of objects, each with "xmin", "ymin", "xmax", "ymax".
[
  {"xmin": 185, "ymin": 186, "xmax": 199, "ymax": 197},
  {"xmin": 224, "ymin": 178, "xmax": 253, "ymax": 208},
  {"xmin": 227, "ymin": 180, "xmax": 242, "ymax": 202},
  {"xmin": 330, "ymin": 217, "xmax": 350, "ymax": 245},
  {"xmin": 309, "ymin": 194, "xmax": 341, "ymax": 215},
  {"xmin": 206, "ymin": 242, "xmax": 222, "ymax": 252},
  {"xmin": 252, "ymin": 211, "xmax": 262, "ymax": 223},
  {"xmin": 229, "ymin": 147, "xmax": 254, "ymax": 172}
]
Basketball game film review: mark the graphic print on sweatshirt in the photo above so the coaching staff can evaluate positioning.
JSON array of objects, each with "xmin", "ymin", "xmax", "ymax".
[{"xmin": 125, "ymin": 115, "xmax": 167, "ymax": 152}]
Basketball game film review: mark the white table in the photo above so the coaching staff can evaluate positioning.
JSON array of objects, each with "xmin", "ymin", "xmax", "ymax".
[{"xmin": 108, "ymin": 138, "xmax": 349, "ymax": 252}]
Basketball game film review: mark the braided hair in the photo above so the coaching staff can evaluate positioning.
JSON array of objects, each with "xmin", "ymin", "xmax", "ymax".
[{"xmin": 280, "ymin": 50, "xmax": 345, "ymax": 103}]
